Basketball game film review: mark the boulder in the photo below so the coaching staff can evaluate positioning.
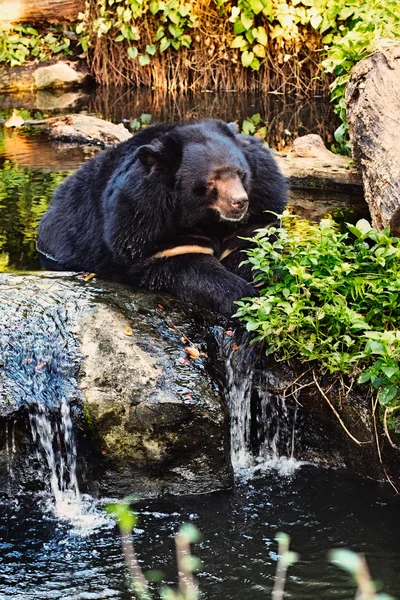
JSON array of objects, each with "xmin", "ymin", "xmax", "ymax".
[{"xmin": 0, "ymin": 273, "xmax": 232, "ymax": 497}]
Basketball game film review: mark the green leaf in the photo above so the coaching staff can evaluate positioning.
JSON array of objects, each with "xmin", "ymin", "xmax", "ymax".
[
  {"xmin": 127, "ymin": 46, "xmax": 138, "ymax": 59},
  {"xmin": 149, "ymin": 1, "xmax": 160, "ymax": 15},
  {"xmin": 242, "ymin": 118, "xmax": 256, "ymax": 135},
  {"xmin": 140, "ymin": 113, "xmax": 152, "ymax": 124},
  {"xmin": 231, "ymin": 35, "xmax": 247, "ymax": 49},
  {"xmin": 381, "ymin": 366, "xmax": 399, "ymax": 380},
  {"xmin": 155, "ymin": 26, "xmax": 165, "ymax": 41},
  {"xmin": 168, "ymin": 10, "xmax": 180, "ymax": 25},
  {"xmin": 329, "ymin": 549, "xmax": 363, "ymax": 574},
  {"xmin": 138, "ymin": 53, "xmax": 151, "ymax": 66},
  {"xmin": 358, "ymin": 370, "xmax": 372, "ymax": 384},
  {"xmin": 241, "ymin": 12, "xmax": 254, "ymax": 30},
  {"xmin": 179, "ymin": 523, "xmax": 201, "ymax": 543},
  {"xmin": 106, "ymin": 502, "xmax": 137, "ymax": 534},
  {"xmin": 378, "ymin": 385, "xmax": 398, "ymax": 406},
  {"xmin": 253, "ymin": 25, "xmax": 268, "ymax": 46},
  {"xmin": 181, "ymin": 34, "xmax": 192, "ymax": 48},
  {"xmin": 159, "ymin": 37, "xmax": 171, "ymax": 52},
  {"xmin": 246, "ymin": 319, "xmax": 260, "ymax": 331},
  {"xmin": 249, "ymin": 0, "xmax": 264, "ymax": 14},
  {"xmin": 241, "ymin": 50, "xmax": 254, "ymax": 67},
  {"xmin": 253, "ymin": 43, "xmax": 266, "ymax": 58},
  {"xmin": 250, "ymin": 57, "xmax": 260, "ymax": 70},
  {"xmin": 146, "ymin": 44, "xmax": 156, "ymax": 55},
  {"xmin": 365, "ymin": 340, "xmax": 386, "ymax": 355}
]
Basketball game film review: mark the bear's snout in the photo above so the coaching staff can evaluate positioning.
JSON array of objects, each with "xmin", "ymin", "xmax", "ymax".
[
  {"xmin": 231, "ymin": 194, "xmax": 248, "ymax": 211},
  {"xmin": 212, "ymin": 174, "xmax": 249, "ymax": 221}
]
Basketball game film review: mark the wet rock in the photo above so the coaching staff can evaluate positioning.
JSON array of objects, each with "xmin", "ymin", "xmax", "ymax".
[
  {"xmin": 275, "ymin": 134, "xmax": 362, "ymax": 193},
  {"xmin": 219, "ymin": 332, "xmax": 400, "ymax": 483},
  {"xmin": 0, "ymin": 60, "xmax": 91, "ymax": 93},
  {"xmin": 48, "ymin": 114, "xmax": 132, "ymax": 145},
  {"xmin": 0, "ymin": 273, "xmax": 231, "ymax": 497}
]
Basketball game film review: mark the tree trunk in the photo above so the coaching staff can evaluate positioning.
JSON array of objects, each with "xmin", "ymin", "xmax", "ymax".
[
  {"xmin": 345, "ymin": 44, "xmax": 400, "ymax": 231},
  {"xmin": 0, "ymin": 0, "xmax": 84, "ymax": 24}
]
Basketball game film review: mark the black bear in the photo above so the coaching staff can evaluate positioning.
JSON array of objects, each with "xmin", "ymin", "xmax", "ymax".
[{"xmin": 37, "ymin": 119, "xmax": 288, "ymax": 317}]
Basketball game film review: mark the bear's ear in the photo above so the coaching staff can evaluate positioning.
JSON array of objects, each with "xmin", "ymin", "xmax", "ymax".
[
  {"xmin": 136, "ymin": 144, "xmax": 161, "ymax": 170},
  {"xmin": 137, "ymin": 136, "xmax": 182, "ymax": 173}
]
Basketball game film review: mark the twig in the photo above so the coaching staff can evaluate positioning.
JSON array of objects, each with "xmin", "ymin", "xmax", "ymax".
[
  {"xmin": 354, "ymin": 554, "xmax": 379, "ymax": 600},
  {"xmin": 175, "ymin": 529, "xmax": 198, "ymax": 600},
  {"xmin": 383, "ymin": 406, "xmax": 400, "ymax": 450},
  {"xmin": 371, "ymin": 395, "xmax": 400, "ymax": 495},
  {"xmin": 312, "ymin": 371, "xmax": 370, "ymax": 446},
  {"xmin": 121, "ymin": 533, "xmax": 152, "ymax": 600}
]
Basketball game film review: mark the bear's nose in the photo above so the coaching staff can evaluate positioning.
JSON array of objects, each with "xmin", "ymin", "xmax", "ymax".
[{"xmin": 231, "ymin": 195, "xmax": 248, "ymax": 210}]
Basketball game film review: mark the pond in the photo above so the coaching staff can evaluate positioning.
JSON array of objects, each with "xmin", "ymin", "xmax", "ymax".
[
  {"xmin": 0, "ymin": 89, "xmax": 396, "ymax": 600},
  {"xmin": 1, "ymin": 467, "xmax": 400, "ymax": 600}
]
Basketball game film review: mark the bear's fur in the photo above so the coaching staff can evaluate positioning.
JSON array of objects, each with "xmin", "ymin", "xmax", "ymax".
[{"xmin": 38, "ymin": 119, "xmax": 288, "ymax": 316}]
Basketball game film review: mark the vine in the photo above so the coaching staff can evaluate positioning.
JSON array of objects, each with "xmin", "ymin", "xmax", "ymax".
[{"xmin": 1, "ymin": 0, "xmax": 399, "ymax": 145}]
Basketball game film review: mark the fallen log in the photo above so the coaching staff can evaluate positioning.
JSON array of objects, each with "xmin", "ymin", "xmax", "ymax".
[
  {"xmin": 0, "ymin": 0, "xmax": 84, "ymax": 24},
  {"xmin": 345, "ymin": 44, "xmax": 400, "ymax": 230}
]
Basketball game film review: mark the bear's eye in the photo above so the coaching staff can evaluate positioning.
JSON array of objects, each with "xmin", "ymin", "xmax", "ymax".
[{"xmin": 193, "ymin": 179, "xmax": 210, "ymax": 195}]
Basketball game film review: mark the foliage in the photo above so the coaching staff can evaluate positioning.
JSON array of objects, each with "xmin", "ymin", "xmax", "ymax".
[
  {"xmin": 235, "ymin": 215, "xmax": 400, "ymax": 415},
  {"xmin": 76, "ymin": 0, "xmax": 196, "ymax": 65},
  {"xmin": 109, "ymin": 504, "xmax": 394, "ymax": 599},
  {"xmin": 320, "ymin": 0, "xmax": 400, "ymax": 153},
  {"xmin": 330, "ymin": 549, "xmax": 395, "ymax": 599},
  {"xmin": 1, "ymin": 1, "xmax": 399, "ymax": 141},
  {"xmin": 240, "ymin": 112, "xmax": 267, "ymax": 139},
  {"xmin": 0, "ymin": 24, "xmax": 74, "ymax": 66},
  {"xmin": 129, "ymin": 113, "xmax": 153, "ymax": 132},
  {"xmin": 226, "ymin": 0, "xmax": 400, "ymax": 152}
]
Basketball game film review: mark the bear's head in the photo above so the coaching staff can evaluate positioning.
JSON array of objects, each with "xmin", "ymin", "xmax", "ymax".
[{"xmin": 136, "ymin": 120, "xmax": 252, "ymax": 227}]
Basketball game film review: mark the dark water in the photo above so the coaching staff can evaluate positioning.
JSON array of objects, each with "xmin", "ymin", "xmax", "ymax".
[
  {"xmin": 1, "ymin": 468, "xmax": 399, "ymax": 599},
  {"xmin": 0, "ymin": 91, "xmax": 391, "ymax": 599}
]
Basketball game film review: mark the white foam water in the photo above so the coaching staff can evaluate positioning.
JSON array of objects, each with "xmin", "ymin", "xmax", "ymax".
[
  {"xmin": 29, "ymin": 398, "xmax": 111, "ymax": 532},
  {"xmin": 225, "ymin": 352, "xmax": 305, "ymax": 478}
]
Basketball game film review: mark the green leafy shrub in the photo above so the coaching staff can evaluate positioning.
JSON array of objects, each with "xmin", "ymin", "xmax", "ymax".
[
  {"xmin": 235, "ymin": 215, "xmax": 400, "ymax": 415},
  {"xmin": 0, "ymin": 24, "xmax": 74, "ymax": 66}
]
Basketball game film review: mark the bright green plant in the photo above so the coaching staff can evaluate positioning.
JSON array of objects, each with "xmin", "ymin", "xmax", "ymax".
[
  {"xmin": 330, "ymin": 549, "xmax": 395, "ymax": 599},
  {"xmin": 320, "ymin": 0, "xmax": 400, "ymax": 153},
  {"xmin": 228, "ymin": 0, "xmax": 400, "ymax": 152},
  {"xmin": 234, "ymin": 215, "xmax": 400, "ymax": 419},
  {"xmin": 0, "ymin": 24, "xmax": 74, "ymax": 66},
  {"xmin": 77, "ymin": 0, "xmax": 196, "ymax": 66},
  {"xmin": 129, "ymin": 113, "xmax": 153, "ymax": 132},
  {"xmin": 240, "ymin": 112, "xmax": 267, "ymax": 139}
]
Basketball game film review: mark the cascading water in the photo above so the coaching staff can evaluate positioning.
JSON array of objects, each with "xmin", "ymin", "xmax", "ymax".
[
  {"xmin": 29, "ymin": 397, "xmax": 82, "ymax": 520},
  {"xmin": 0, "ymin": 278, "xmax": 110, "ymax": 530},
  {"xmin": 225, "ymin": 341, "xmax": 303, "ymax": 477}
]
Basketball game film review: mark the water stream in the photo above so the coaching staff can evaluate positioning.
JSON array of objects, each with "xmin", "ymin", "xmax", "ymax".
[
  {"xmin": 29, "ymin": 399, "xmax": 81, "ymax": 519},
  {"xmin": 226, "ymin": 348, "xmax": 303, "ymax": 478}
]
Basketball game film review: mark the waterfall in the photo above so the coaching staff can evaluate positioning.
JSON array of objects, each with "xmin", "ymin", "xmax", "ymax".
[
  {"xmin": 225, "ymin": 343, "xmax": 303, "ymax": 477},
  {"xmin": 28, "ymin": 398, "xmax": 110, "ymax": 530},
  {"xmin": 29, "ymin": 397, "xmax": 82, "ymax": 519}
]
